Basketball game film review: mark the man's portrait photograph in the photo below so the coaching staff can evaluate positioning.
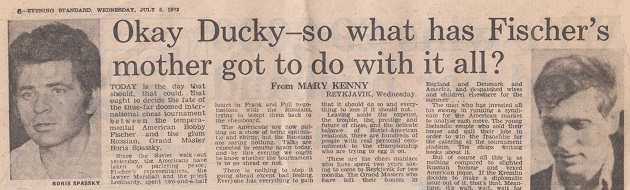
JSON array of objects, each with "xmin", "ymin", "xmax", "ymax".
[
  {"xmin": 530, "ymin": 49, "xmax": 624, "ymax": 190},
  {"xmin": 8, "ymin": 20, "xmax": 101, "ymax": 180}
]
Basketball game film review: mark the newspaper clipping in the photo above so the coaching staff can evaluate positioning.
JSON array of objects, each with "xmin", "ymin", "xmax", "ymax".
[{"xmin": 0, "ymin": 1, "xmax": 628, "ymax": 190}]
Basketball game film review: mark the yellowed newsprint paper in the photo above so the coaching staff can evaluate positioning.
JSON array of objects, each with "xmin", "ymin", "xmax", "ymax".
[{"xmin": 0, "ymin": 1, "xmax": 628, "ymax": 190}]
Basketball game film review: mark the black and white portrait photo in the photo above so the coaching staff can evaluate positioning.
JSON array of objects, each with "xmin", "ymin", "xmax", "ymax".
[
  {"xmin": 8, "ymin": 20, "xmax": 101, "ymax": 180},
  {"xmin": 530, "ymin": 50, "xmax": 624, "ymax": 190}
]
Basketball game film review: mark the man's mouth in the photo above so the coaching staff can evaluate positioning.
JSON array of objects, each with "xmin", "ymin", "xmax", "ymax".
[
  {"xmin": 557, "ymin": 153, "xmax": 583, "ymax": 165},
  {"xmin": 32, "ymin": 123, "xmax": 56, "ymax": 132}
]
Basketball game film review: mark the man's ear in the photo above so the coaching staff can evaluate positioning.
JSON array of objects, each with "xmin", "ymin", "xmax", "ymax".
[
  {"xmin": 605, "ymin": 112, "xmax": 620, "ymax": 136},
  {"xmin": 86, "ymin": 88, "xmax": 100, "ymax": 115}
]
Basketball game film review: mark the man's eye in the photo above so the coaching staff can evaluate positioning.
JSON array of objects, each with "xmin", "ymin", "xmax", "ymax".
[
  {"xmin": 19, "ymin": 91, "xmax": 36, "ymax": 100},
  {"xmin": 52, "ymin": 88, "xmax": 66, "ymax": 95},
  {"xmin": 544, "ymin": 121, "xmax": 562, "ymax": 130},
  {"xmin": 570, "ymin": 121, "xmax": 589, "ymax": 129}
]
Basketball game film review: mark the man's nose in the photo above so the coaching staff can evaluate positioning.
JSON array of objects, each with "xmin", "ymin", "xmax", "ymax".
[
  {"xmin": 32, "ymin": 94, "xmax": 52, "ymax": 114},
  {"xmin": 556, "ymin": 125, "xmax": 579, "ymax": 148}
]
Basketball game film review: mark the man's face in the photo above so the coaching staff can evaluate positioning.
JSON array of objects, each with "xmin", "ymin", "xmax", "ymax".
[
  {"xmin": 541, "ymin": 88, "xmax": 615, "ymax": 179},
  {"xmin": 16, "ymin": 60, "xmax": 92, "ymax": 148}
]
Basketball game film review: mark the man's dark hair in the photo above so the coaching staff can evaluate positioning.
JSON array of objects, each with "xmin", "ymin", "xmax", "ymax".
[
  {"xmin": 534, "ymin": 55, "xmax": 616, "ymax": 116},
  {"xmin": 9, "ymin": 22, "xmax": 101, "ymax": 102}
]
